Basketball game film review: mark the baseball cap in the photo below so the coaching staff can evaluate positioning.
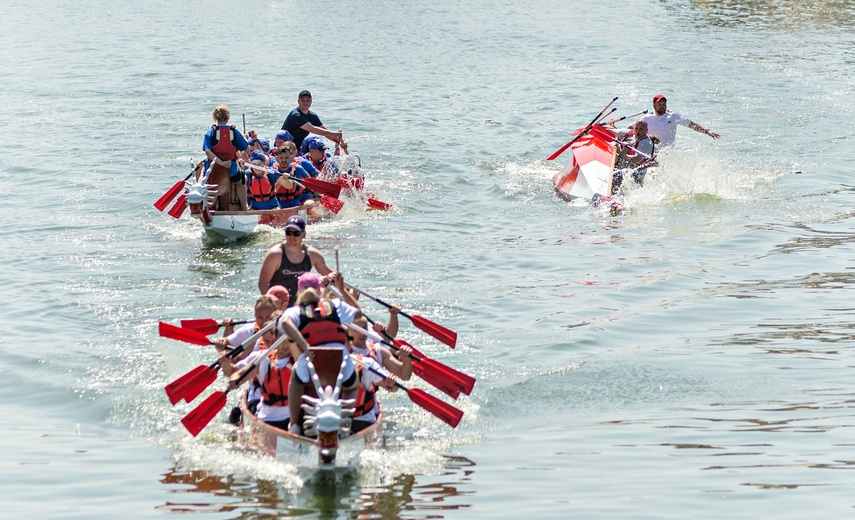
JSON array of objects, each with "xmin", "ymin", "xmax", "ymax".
[
  {"xmin": 275, "ymin": 130, "xmax": 293, "ymax": 142},
  {"xmin": 297, "ymin": 272, "xmax": 320, "ymax": 293},
  {"xmin": 266, "ymin": 285, "xmax": 290, "ymax": 304},
  {"xmin": 653, "ymin": 94, "xmax": 667, "ymax": 103},
  {"xmin": 284, "ymin": 215, "xmax": 306, "ymax": 232},
  {"xmin": 307, "ymin": 138, "xmax": 328, "ymax": 151},
  {"xmin": 249, "ymin": 150, "xmax": 267, "ymax": 164},
  {"xmin": 298, "ymin": 90, "xmax": 312, "ymax": 99}
]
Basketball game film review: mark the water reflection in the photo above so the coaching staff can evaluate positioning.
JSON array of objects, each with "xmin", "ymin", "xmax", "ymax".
[
  {"xmin": 157, "ymin": 455, "xmax": 475, "ymax": 518},
  {"xmin": 685, "ymin": 0, "xmax": 855, "ymax": 31}
]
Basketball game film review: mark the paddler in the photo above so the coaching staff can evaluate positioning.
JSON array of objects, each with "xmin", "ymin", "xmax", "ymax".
[
  {"xmin": 202, "ymin": 105, "xmax": 250, "ymax": 210},
  {"xmin": 245, "ymin": 151, "xmax": 280, "ymax": 210},
  {"xmin": 276, "ymin": 271, "xmax": 361, "ymax": 436},
  {"xmin": 640, "ymin": 94, "xmax": 720, "ymax": 148},
  {"xmin": 271, "ymin": 142, "xmax": 318, "ymax": 219},
  {"xmin": 612, "ymin": 120, "xmax": 656, "ymax": 193},
  {"xmin": 223, "ymin": 315, "xmax": 294, "ymax": 429},
  {"xmin": 257, "ymin": 215, "xmax": 333, "ymax": 306},
  {"xmin": 214, "ymin": 295, "xmax": 278, "ymax": 358}
]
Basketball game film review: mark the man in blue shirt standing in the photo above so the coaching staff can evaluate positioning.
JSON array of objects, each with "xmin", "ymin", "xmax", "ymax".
[{"xmin": 281, "ymin": 90, "xmax": 343, "ymax": 151}]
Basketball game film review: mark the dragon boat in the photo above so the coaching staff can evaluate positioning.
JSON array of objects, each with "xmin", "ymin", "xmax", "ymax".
[{"xmin": 237, "ymin": 346, "xmax": 383, "ymax": 468}]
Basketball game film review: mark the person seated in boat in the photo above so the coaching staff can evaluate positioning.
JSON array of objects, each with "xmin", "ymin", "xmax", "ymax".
[
  {"xmin": 301, "ymin": 137, "xmax": 340, "ymax": 177},
  {"xmin": 245, "ymin": 151, "xmax": 281, "ymax": 211},
  {"xmin": 258, "ymin": 215, "xmax": 334, "ymax": 306},
  {"xmin": 271, "ymin": 142, "xmax": 319, "ymax": 218},
  {"xmin": 346, "ymin": 332, "xmax": 399, "ymax": 434},
  {"xmin": 348, "ymin": 313, "xmax": 413, "ymax": 381},
  {"xmin": 277, "ymin": 272, "xmax": 362, "ymax": 436},
  {"xmin": 612, "ymin": 120, "xmax": 657, "ymax": 194},
  {"xmin": 215, "ymin": 295, "xmax": 278, "ymax": 357},
  {"xmin": 203, "ymin": 105, "xmax": 250, "ymax": 211},
  {"xmin": 224, "ymin": 315, "xmax": 293, "ymax": 429}
]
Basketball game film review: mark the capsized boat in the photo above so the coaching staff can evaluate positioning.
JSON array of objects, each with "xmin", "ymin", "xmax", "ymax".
[
  {"xmin": 551, "ymin": 124, "xmax": 618, "ymax": 206},
  {"xmin": 238, "ymin": 346, "xmax": 383, "ymax": 468}
]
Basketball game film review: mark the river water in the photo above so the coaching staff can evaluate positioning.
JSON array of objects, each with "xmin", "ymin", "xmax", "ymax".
[{"xmin": 3, "ymin": 0, "xmax": 855, "ymax": 517}]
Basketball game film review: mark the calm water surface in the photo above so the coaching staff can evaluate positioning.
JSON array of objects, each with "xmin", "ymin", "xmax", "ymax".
[{"xmin": 3, "ymin": 0, "xmax": 855, "ymax": 518}]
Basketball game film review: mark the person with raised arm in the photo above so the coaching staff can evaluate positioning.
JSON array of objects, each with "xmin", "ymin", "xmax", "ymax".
[
  {"xmin": 640, "ymin": 94, "xmax": 720, "ymax": 148},
  {"xmin": 281, "ymin": 90, "xmax": 343, "ymax": 151}
]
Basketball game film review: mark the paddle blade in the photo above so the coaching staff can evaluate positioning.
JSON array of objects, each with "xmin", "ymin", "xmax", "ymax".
[
  {"xmin": 302, "ymin": 178, "xmax": 342, "ymax": 198},
  {"xmin": 547, "ymin": 141, "xmax": 573, "ymax": 161},
  {"xmin": 167, "ymin": 195, "xmax": 187, "ymax": 219},
  {"xmin": 159, "ymin": 322, "xmax": 213, "ymax": 346},
  {"xmin": 154, "ymin": 180, "xmax": 184, "ymax": 211},
  {"xmin": 319, "ymin": 194, "xmax": 344, "ymax": 214},
  {"xmin": 397, "ymin": 340, "xmax": 475, "ymax": 396},
  {"xmin": 178, "ymin": 366, "xmax": 219, "ymax": 404},
  {"xmin": 165, "ymin": 365, "xmax": 207, "ymax": 405},
  {"xmin": 367, "ymin": 198, "xmax": 392, "ymax": 211},
  {"xmin": 181, "ymin": 391, "xmax": 227, "ymax": 437},
  {"xmin": 411, "ymin": 361, "xmax": 461, "ymax": 400},
  {"xmin": 406, "ymin": 388, "xmax": 463, "ymax": 428},
  {"xmin": 410, "ymin": 315, "xmax": 457, "ymax": 348},
  {"xmin": 180, "ymin": 318, "xmax": 222, "ymax": 335}
]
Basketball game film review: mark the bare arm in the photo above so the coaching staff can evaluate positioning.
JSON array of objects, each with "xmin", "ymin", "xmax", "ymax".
[
  {"xmin": 308, "ymin": 247, "xmax": 333, "ymax": 276},
  {"xmin": 380, "ymin": 345, "xmax": 412, "ymax": 380},
  {"xmin": 280, "ymin": 317, "xmax": 311, "ymax": 359},
  {"xmin": 258, "ymin": 247, "xmax": 282, "ymax": 294},
  {"xmin": 688, "ymin": 121, "xmax": 720, "ymax": 140},
  {"xmin": 300, "ymin": 122, "xmax": 342, "ymax": 144}
]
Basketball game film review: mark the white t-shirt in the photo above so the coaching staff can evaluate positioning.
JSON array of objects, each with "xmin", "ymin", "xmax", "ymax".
[
  {"xmin": 225, "ymin": 323, "xmax": 258, "ymax": 347},
  {"xmin": 640, "ymin": 111, "xmax": 691, "ymax": 148}
]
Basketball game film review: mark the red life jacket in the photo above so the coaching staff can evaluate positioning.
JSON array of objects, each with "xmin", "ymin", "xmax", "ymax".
[
  {"xmin": 247, "ymin": 174, "xmax": 274, "ymax": 201},
  {"xmin": 210, "ymin": 125, "xmax": 238, "ymax": 161},
  {"xmin": 260, "ymin": 351, "xmax": 292, "ymax": 406},
  {"xmin": 352, "ymin": 350, "xmax": 378, "ymax": 418},
  {"xmin": 297, "ymin": 300, "xmax": 348, "ymax": 346},
  {"xmin": 274, "ymin": 162, "xmax": 305, "ymax": 201}
]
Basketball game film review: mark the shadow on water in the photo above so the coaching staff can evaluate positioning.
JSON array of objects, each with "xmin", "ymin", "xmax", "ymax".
[{"xmin": 156, "ymin": 456, "xmax": 475, "ymax": 518}]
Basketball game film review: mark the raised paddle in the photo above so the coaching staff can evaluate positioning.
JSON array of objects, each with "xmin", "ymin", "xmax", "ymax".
[
  {"xmin": 599, "ymin": 110, "xmax": 647, "ymax": 128},
  {"xmin": 180, "ymin": 318, "xmax": 252, "ymax": 336},
  {"xmin": 155, "ymin": 159, "xmax": 196, "ymax": 211},
  {"xmin": 352, "ymin": 358, "xmax": 464, "ymax": 428},
  {"xmin": 181, "ymin": 333, "xmax": 287, "ymax": 436},
  {"xmin": 345, "ymin": 283, "xmax": 457, "ymax": 348},
  {"xmin": 547, "ymin": 97, "xmax": 619, "ymax": 161},
  {"xmin": 167, "ymin": 195, "xmax": 187, "ymax": 219},
  {"xmin": 346, "ymin": 321, "xmax": 470, "ymax": 400},
  {"xmin": 164, "ymin": 321, "xmax": 275, "ymax": 404}
]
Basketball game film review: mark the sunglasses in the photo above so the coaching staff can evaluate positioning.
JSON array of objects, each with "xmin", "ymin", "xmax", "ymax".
[{"xmin": 285, "ymin": 229, "xmax": 302, "ymax": 237}]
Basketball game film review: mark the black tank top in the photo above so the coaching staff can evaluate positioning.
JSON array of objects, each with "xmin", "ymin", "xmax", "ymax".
[{"xmin": 268, "ymin": 244, "xmax": 312, "ymax": 306}]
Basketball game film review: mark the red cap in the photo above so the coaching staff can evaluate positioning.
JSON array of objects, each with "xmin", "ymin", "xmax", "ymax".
[{"xmin": 653, "ymin": 94, "xmax": 667, "ymax": 103}]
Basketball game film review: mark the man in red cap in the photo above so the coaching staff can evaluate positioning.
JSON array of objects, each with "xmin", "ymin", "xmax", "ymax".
[{"xmin": 640, "ymin": 94, "xmax": 720, "ymax": 148}]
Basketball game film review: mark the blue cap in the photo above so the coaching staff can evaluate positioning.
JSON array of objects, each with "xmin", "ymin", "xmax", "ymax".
[
  {"xmin": 275, "ymin": 130, "xmax": 293, "ymax": 142},
  {"xmin": 300, "ymin": 136, "xmax": 325, "ymax": 155},
  {"xmin": 249, "ymin": 150, "xmax": 267, "ymax": 163},
  {"xmin": 308, "ymin": 138, "xmax": 328, "ymax": 151},
  {"xmin": 285, "ymin": 215, "xmax": 306, "ymax": 232},
  {"xmin": 258, "ymin": 138, "xmax": 270, "ymax": 151}
]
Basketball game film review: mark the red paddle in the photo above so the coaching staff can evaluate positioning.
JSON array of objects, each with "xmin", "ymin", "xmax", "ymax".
[
  {"xmin": 367, "ymin": 197, "xmax": 392, "ymax": 211},
  {"xmin": 346, "ymin": 284, "xmax": 457, "ymax": 348},
  {"xmin": 180, "ymin": 318, "xmax": 251, "ymax": 336},
  {"xmin": 301, "ymin": 177, "xmax": 342, "ymax": 199},
  {"xmin": 155, "ymin": 161, "xmax": 196, "ymax": 211},
  {"xmin": 547, "ymin": 97, "xmax": 619, "ymax": 161},
  {"xmin": 354, "ymin": 359, "xmax": 463, "ymax": 428},
  {"xmin": 167, "ymin": 195, "xmax": 187, "ymax": 219},
  {"xmin": 159, "ymin": 322, "xmax": 215, "ymax": 346},
  {"xmin": 180, "ymin": 335, "xmax": 285, "ymax": 436},
  {"xmin": 318, "ymin": 194, "xmax": 344, "ymax": 214}
]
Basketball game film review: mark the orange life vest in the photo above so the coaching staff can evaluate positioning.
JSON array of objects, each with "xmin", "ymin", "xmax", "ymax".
[
  {"xmin": 247, "ymin": 174, "xmax": 274, "ymax": 201},
  {"xmin": 274, "ymin": 162, "xmax": 304, "ymax": 201},
  {"xmin": 353, "ymin": 348, "xmax": 379, "ymax": 418},
  {"xmin": 260, "ymin": 351, "xmax": 292, "ymax": 406}
]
